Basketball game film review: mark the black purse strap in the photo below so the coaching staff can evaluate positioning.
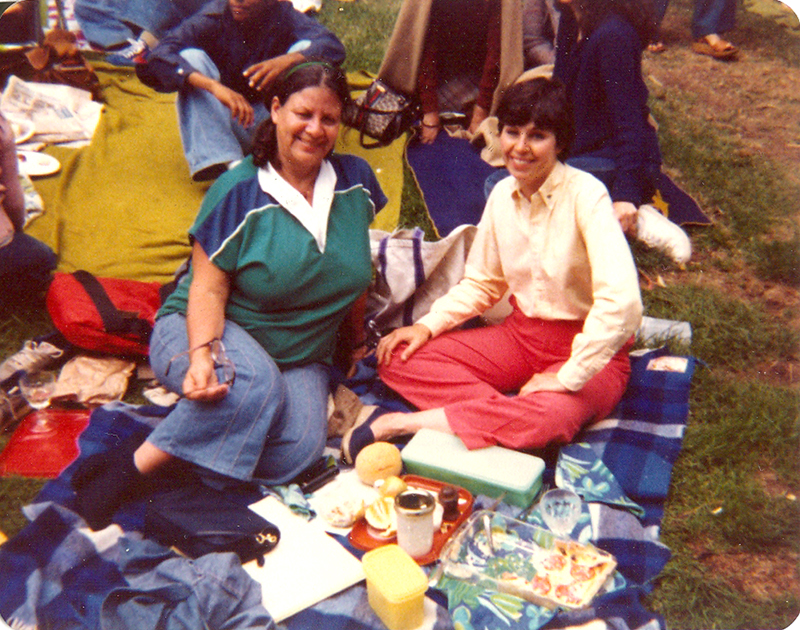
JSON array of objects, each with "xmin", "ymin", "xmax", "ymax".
[{"xmin": 72, "ymin": 270, "xmax": 152, "ymax": 339}]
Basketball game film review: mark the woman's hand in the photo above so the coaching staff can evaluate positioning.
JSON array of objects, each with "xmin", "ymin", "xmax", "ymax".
[
  {"xmin": 376, "ymin": 324, "xmax": 432, "ymax": 366},
  {"xmin": 419, "ymin": 112, "xmax": 441, "ymax": 144},
  {"xmin": 182, "ymin": 350, "xmax": 230, "ymax": 402},
  {"xmin": 519, "ymin": 372, "xmax": 570, "ymax": 397},
  {"xmin": 613, "ymin": 201, "xmax": 638, "ymax": 236}
]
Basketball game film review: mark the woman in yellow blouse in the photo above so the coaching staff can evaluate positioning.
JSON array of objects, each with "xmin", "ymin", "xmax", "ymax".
[{"xmin": 343, "ymin": 77, "xmax": 642, "ymax": 463}]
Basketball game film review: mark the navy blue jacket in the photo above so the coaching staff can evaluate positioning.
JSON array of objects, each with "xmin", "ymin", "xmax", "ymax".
[
  {"xmin": 136, "ymin": 0, "xmax": 345, "ymax": 104},
  {"xmin": 554, "ymin": 10, "xmax": 661, "ymax": 206}
]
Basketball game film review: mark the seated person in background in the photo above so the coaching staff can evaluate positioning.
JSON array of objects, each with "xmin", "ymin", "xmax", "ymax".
[
  {"xmin": 416, "ymin": 0, "xmax": 502, "ymax": 143},
  {"xmin": 342, "ymin": 77, "xmax": 642, "ymax": 464},
  {"xmin": 74, "ymin": 0, "xmax": 213, "ymax": 60},
  {"xmin": 523, "ymin": 0, "xmax": 559, "ymax": 68},
  {"xmin": 136, "ymin": 0, "xmax": 345, "ymax": 181},
  {"xmin": 553, "ymin": 0, "xmax": 690, "ymax": 262},
  {"xmin": 0, "ymin": 113, "xmax": 57, "ymax": 305},
  {"xmin": 72, "ymin": 61, "xmax": 387, "ymax": 530}
]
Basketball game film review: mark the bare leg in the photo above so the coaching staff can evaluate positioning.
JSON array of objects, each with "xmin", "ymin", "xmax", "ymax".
[
  {"xmin": 342, "ymin": 407, "xmax": 454, "ymax": 464},
  {"xmin": 134, "ymin": 441, "xmax": 174, "ymax": 474},
  {"xmin": 370, "ymin": 408, "xmax": 453, "ymax": 440}
]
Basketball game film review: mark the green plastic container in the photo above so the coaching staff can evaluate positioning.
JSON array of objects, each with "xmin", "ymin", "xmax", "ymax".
[{"xmin": 401, "ymin": 429, "xmax": 545, "ymax": 508}]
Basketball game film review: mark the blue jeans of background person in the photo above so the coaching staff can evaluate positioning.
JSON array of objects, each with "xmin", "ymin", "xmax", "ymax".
[
  {"xmin": 74, "ymin": 0, "xmax": 212, "ymax": 48},
  {"xmin": 652, "ymin": 0, "xmax": 736, "ymax": 39},
  {"xmin": 148, "ymin": 313, "xmax": 329, "ymax": 485},
  {"xmin": 177, "ymin": 49, "xmax": 270, "ymax": 180},
  {"xmin": 565, "ymin": 156, "xmax": 660, "ymax": 207},
  {"xmin": 0, "ymin": 232, "xmax": 56, "ymax": 299},
  {"xmin": 484, "ymin": 157, "xmax": 659, "ymax": 206}
]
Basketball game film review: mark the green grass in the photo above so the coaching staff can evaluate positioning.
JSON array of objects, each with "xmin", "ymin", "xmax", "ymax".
[
  {"xmin": 642, "ymin": 284, "xmax": 799, "ymax": 371},
  {"xmin": 317, "ymin": 0, "xmax": 403, "ymax": 74}
]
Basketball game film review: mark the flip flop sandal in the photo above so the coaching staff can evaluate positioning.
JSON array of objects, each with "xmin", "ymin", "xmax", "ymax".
[{"xmin": 692, "ymin": 38, "xmax": 738, "ymax": 59}]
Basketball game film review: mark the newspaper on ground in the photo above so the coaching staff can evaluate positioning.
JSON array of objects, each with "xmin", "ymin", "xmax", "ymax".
[{"xmin": 1, "ymin": 76, "xmax": 103, "ymax": 145}]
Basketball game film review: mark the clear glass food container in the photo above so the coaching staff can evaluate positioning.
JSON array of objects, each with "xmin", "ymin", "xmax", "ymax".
[{"xmin": 437, "ymin": 510, "xmax": 617, "ymax": 610}]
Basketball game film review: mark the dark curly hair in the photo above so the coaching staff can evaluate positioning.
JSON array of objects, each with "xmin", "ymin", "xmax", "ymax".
[
  {"xmin": 251, "ymin": 59, "xmax": 350, "ymax": 169},
  {"xmin": 570, "ymin": 0, "xmax": 656, "ymax": 48},
  {"xmin": 495, "ymin": 77, "xmax": 574, "ymax": 157}
]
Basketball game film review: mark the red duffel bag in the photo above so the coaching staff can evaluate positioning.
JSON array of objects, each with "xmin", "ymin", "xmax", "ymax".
[{"xmin": 46, "ymin": 271, "xmax": 163, "ymax": 357}]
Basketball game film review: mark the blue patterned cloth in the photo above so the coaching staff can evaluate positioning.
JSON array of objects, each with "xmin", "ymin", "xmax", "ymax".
[
  {"xmin": 432, "ymin": 348, "xmax": 696, "ymax": 630},
  {"xmin": 0, "ymin": 348, "xmax": 693, "ymax": 630},
  {"xmin": 0, "ymin": 402, "xmax": 454, "ymax": 630}
]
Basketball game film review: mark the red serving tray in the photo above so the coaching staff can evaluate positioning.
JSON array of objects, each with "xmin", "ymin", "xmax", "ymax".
[
  {"xmin": 348, "ymin": 474, "xmax": 474, "ymax": 565},
  {"xmin": 0, "ymin": 409, "xmax": 91, "ymax": 478}
]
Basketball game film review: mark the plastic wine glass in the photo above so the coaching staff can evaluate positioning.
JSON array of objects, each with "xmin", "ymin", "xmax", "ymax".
[
  {"xmin": 539, "ymin": 488, "xmax": 582, "ymax": 538},
  {"xmin": 18, "ymin": 370, "xmax": 57, "ymax": 433}
]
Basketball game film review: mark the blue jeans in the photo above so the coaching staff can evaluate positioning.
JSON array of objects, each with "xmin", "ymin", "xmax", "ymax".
[
  {"xmin": 176, "ymin": 49, "xmax": 270, "ymax": 179},
  {"xmin": 148, "ymin": 313, "xmax": 329, "ymax": 485},
  {"xmin": 74, "ymin": 0, "xmax": 211, "ymax": 48},
  {"xmin": 565, "ymin": 156, "xmax": 660, "ymax": 207},
  {"xmin": 652, "ymin": 0, "xmax": 736, "ymax": 38}
]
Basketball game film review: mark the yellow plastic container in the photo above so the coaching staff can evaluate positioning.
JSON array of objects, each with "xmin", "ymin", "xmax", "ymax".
[{"xmin": 362, "ymin": 544, "xmax": 427, "ymax": 630}]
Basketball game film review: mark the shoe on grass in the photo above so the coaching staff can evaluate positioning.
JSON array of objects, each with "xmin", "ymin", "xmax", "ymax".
[
  {"xmin": 636, "ymin": 204, "xmax": 692, "ymax": 265},
  {"xmin": 0, "ymin": 340, "xmax": 64, "ymax": 383},
  {"xmin": 106, "ymin": 38, "xmax": 149, "ymax": 66},
  {"xmin": 692, "ymin": 35, "xmax": 738, "ymax": 60}
]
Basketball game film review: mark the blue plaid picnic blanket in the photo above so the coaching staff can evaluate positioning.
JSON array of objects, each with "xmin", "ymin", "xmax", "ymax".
[
  {"xmin": 0, "ymin": 348, "xmax": 695, "ymax": 630},
  {"xmin": 432, "ymin": 347, "xmax": 697, "ymax": 630},
  {"xmin": 0, "ymin": 402, "xmax": 454, "ymax": 630}
]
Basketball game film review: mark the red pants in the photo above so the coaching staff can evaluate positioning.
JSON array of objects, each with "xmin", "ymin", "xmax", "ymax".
[{"xmin": 378, "ymin": 307, "xmax": 632, "ymax": 450}]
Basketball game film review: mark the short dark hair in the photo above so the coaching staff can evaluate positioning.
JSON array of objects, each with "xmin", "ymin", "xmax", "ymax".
[
  {"xmin": 252, "ymin": 60, "xmax": 350, "ymax": 168},
  {"xmin": 495, "ymin": 77, "xmax": 574, "ymax": 156}
]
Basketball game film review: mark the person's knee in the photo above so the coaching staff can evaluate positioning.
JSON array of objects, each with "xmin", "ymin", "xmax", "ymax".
[{"xmin": 179, "ymin": 48, "xmax": 220, "ymax": 79}]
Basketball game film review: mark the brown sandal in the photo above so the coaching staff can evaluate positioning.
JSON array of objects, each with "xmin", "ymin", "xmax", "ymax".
[{"xmin": 692, "ymin": 36, "xmax": 738, "ymax": 60}]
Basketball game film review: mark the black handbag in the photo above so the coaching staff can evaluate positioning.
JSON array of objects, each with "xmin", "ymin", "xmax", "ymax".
[
  {"xmin": 344, "ymin": 79, "xmax": 420, "ymax": 148},
  {"xmin": 145, "ymin": 485, "xmax": 280, "ymax": 566}
]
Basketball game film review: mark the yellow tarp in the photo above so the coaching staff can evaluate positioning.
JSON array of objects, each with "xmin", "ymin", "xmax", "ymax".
[{"xmin": 25, "ymin": 65, "xmax": 405, "ymax": 283}]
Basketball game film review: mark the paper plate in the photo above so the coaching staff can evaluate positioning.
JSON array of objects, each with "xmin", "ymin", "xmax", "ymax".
[
  {"xmin": 10, "ymin": 119, "xmax": 35, "ymax": 144},
  {"xmin": 17, "ymin": 150, "xmax": 61, "ymax": 177}
]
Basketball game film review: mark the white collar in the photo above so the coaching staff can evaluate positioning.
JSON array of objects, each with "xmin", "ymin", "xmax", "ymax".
[{"xmin": 258, "ymin": 161, "xmax": 337, "ymax": 253}]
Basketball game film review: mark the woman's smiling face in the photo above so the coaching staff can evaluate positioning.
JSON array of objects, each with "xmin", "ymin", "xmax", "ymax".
[
  {"xmin": 270, "ymin": 86, "xmax": 342, "ymax": 174},
  {"xmin": 500, "ymin": 122, "xmax": 559, "ymax": 198}
]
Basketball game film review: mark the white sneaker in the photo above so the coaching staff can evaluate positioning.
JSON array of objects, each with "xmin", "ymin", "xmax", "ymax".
[
  {"xmin": 636, "ymin": 204, "xmax": 692, "ymax": 265},
  {"xmin": 0, "ymin": 340, "xmax": 64, "ymax": 383}
]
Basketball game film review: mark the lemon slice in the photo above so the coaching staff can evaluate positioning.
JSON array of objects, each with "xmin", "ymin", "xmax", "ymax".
[{"xmin": 364, "ymin": 496, "xmax": 397, "ymax": 535}]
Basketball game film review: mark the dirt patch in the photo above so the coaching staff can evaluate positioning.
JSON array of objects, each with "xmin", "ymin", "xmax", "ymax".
[
  {"xmin": 644, "ymin": 3, "xmax": 800, "ymax": 196},
  {"xmin": 702, "ymin": 550, "xmax": 800, "ymax": 602},
  {"xmin": 756, "ymin": 468, "xmax": 798, "ymax": 499}
]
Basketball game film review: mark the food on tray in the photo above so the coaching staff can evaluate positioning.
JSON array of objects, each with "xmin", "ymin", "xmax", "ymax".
[
  {"xmin": 364, "ymin": 496, "xmax": 397, "ymax": 535},
  {"xmin": 440, "ymin": 510, "xmax": 617, "ymax": 610},
  {"xmin": 377, "ymin": 475, "xmax": 408, "ymax": 498},
  {"xmin": 355, "ymin": 442, "xmax": 403, "ymax": 485},
  {"xmin": 495, "ymin": 539, "xmax": 616, "ymax": 608},
  {"xmin": 321, "ymin": 497, "xmax": 366, "ymax": 528}
]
